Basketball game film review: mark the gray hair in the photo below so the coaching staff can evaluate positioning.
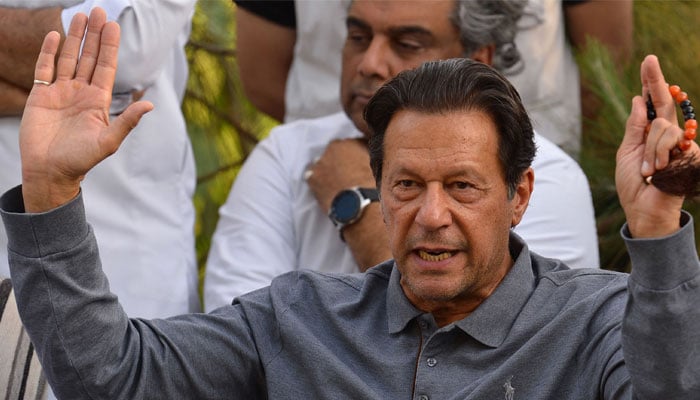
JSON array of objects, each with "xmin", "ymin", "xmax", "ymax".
[{"xmin": 451, "ymin": 0, "xmax": 527, "ymax": 74}]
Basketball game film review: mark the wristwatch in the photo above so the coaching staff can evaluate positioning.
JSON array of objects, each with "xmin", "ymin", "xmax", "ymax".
[{"xmin": 328, "ymin": 187, "xmax": 379, "ymax": 239}]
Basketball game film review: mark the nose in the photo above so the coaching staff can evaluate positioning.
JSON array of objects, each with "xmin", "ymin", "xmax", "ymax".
[
  {"xmin": 357, "ymin": 36, "xmax": 391, "ymax": 80},
  {"xmin": 414, "ymin": 183, "xmax": 453, "ymax": 231}
]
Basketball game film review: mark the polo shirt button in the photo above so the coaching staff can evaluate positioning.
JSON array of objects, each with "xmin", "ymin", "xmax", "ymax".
[
  {"xmin": 426, "ymin": 357, "xmax": 437, "ymax": 367},
  {"xmin": 418, "ymin": 395, "xmax": 429, "ymax": 400},
  {"xmin": 419, "ymin": 321, "xmax": 427, "ymax": 329}
]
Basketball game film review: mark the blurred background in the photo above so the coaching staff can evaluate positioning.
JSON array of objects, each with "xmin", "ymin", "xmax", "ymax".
[{"xmin": 184, "ymin": 0, "xmax": 700, "ymax": 288}]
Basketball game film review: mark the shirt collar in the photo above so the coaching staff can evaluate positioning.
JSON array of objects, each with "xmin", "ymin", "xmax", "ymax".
[
  {"xmin": 386, "ymin": 232, "xmax": 536, "ymax": 347},
  {"xmin": 387, "ymin": 263, "xmax": 423, "ymax": 334}
]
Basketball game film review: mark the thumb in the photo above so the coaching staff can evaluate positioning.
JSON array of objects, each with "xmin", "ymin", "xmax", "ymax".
[{"xmin": 103, "ymin": 100, "xmax": 154, "ymax": 153}]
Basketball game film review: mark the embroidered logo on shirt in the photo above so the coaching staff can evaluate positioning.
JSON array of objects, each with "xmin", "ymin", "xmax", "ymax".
[{"xmin": 503, "ymin": 376, "xmax": 515, "ymax": 400}]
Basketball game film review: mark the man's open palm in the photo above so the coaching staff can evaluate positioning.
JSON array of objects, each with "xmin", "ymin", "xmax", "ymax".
[{"xmin": 19, "ymin": 7, "xmax": 152, "ymax": 212}]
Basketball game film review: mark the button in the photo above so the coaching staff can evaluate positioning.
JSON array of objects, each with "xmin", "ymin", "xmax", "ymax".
[
  {"xmin": 419, "ymin": 321, "xmax": 428, "ymax": 329},
  {"xmin": 426, "ymin": 357, "xmax": 437, "ymax": 367},
  {"xmin": 418, "ymin": 395, "xmax": 429, "ymax": 400}
]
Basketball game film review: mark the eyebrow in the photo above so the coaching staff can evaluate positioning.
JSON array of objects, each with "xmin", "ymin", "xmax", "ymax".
[
  {"xmin": 346, "ymin": 16, "xmax": 370, "ymax": 31},
  {"xmin": 346, "ymin": 16, "xmax": 435, "ymax": 39}
]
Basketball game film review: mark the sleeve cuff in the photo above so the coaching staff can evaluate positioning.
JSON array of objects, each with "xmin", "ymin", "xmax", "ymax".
[
  {"xmin": 0, "ymin": 185, "xmax": 89, "ymax": 259},
  {"xmin": 622, "ymin": 210, "xmax": 700, "ymax": 290}
]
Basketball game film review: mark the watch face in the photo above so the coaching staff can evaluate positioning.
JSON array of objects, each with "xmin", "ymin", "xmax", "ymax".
[{"xmin": 331, "ymin": 190, "xmax": 361, "ymax": 223}]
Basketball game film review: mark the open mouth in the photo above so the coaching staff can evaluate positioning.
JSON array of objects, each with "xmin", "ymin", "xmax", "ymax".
[{"xmin": 417, "ymin": 250, "xmax": 454, "ymax": 262}]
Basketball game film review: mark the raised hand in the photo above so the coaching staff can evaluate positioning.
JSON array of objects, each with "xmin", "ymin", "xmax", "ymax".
[
  {"xmin": 615, "ymin": 55, "xmax": 700, "ymax": 238},
  {"xmin": 19, "ymin": 8, "xmax": 153, "ymax": 213}
]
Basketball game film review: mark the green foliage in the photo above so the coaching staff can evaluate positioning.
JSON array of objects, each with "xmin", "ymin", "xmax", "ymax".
[
  {"xmin": 183, "ymin": 0, "xmax": 277, "ymax": 286},
  {"xmin": 578, "ymin": 1, "xmax": 700, "ymax": 272}
]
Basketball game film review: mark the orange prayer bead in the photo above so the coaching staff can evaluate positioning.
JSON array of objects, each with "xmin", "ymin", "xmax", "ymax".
[
  {"xmin": 670, "ymin": 85, "xmax": 682, "ymax": 98},
  {"xmin": 679, "ymin": 139, "xmax": 693, "ymax": 151},
  {"xmin": 676, "ymin": 91, "xmax": 689, "ymax": 103},
  {"xmin": 685, "ymin": 129, "xmax": 697, "ymax": 140},
  {"xmin": 685, "ymin": 119, "xmax": 697, "ymax": 130}
]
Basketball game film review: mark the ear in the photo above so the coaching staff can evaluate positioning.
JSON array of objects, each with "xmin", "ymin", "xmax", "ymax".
[
  {"xmin": 511, "ymin": 167, "xmax": 534, "ymax": 227},
  {"xmin": 469, "ymin": 44, "xmax": 495, "ymax": 66}
]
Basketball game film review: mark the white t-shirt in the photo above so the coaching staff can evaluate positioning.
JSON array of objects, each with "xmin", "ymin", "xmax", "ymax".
[{"xmin": 204, "ymin": 112, "xmax": 599, "ymax": 311}]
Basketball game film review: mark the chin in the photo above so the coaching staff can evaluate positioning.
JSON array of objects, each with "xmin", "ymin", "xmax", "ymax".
[{"xmin": 405, "ymin": 277, "xmax": 462, "ymax": 302}]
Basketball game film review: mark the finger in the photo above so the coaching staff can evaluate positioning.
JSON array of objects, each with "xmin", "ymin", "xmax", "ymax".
[
  {"xmin": 90, "ymin": 21, "xmax": 120, "ymax": 91},
  {"xmin": 643, "ymin": 118, "xmax": 681, "ymax": 175},
  {"xmin": 56, "ymin": 12, "xmax": 88, "ymax": 81},
  {"xmin": 621, "ymin": 95, "xmax": 648, "ymax": 151},
  {"xmin": 101, "ymin": 100, "xmax": 154, "ymax": 154},
  {"xmin": 34, "ymin": 31, "xmax": 61, "ymax": 84},
  {"xmin": 75, "ymin": 7, "xmax": 107, "ymax": 83},
  {"xmin": 642, "ymin": 55, "xmax": 676, "ymax": 122},
  {"xmin": 654, "ymin": 125, "xmax": 683, "ymax": 170}
]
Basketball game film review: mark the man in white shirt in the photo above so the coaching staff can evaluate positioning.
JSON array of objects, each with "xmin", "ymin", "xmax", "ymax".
[
  {"xmin": 236, "ymin": 0, "xmax": 632, "ymax": 157},
  {"xmin": 204, "ymin": 0, "xmax": 600, "ymax": 311},
  {"xmin": 0, "ymin": 0, "xmax": 199, "ymax": 318}
]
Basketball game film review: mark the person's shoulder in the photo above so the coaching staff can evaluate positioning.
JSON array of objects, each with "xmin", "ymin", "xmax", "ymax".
[
  {"xmin": 534, "ymin": 255, "xmax": 627, "ymax": 298},
  {"xmin": 266, "ymin": 260, "xmax": 393, "ymax": 303},
  {"xmin": 532, "ymin": 131, "xmax": 580, "ymax": 167},
  {"xmin": 266, "ymin": 112, "xmax": 360, "ymax": 144},
  {"xmin": 532, "ymin": 131, "xmax": 588, "ymax": 182}
]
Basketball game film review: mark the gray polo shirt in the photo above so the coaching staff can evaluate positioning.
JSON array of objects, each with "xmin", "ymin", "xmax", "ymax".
[{"xmin": 2, "ymin": 186, "xmax": 699, "ymax": 399}]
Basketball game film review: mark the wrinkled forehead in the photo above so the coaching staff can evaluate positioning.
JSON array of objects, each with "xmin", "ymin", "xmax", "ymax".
[
  {"xmin": 384, "ymin": 109, "xmax": 502, "ymax": 165},
  {"xmin": 347, "ymin": 0, "xmax": 457, "ymax": 33}
]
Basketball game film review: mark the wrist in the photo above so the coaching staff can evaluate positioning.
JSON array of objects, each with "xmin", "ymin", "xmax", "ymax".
[
  {"xmin": 21, "ymin": 173, "xmax": 81, "ymax": 213},
  {"xmin": 328, "ymin": 187, "xmax": 379, "ymax": 241},
  {"xmin": 626, "ymin": 209, "xmax": 682, "ymax": 238}
]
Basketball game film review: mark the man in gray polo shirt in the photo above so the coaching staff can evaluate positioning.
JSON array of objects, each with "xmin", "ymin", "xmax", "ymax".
[{"xmin": 3, "ymin": 8, "xmax": 699, "ymax": 399}]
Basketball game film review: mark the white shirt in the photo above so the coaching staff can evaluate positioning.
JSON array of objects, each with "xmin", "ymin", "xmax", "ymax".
[
  {"xmin": 0, "ymin": 0, "xmax": 82, "ymax": 7},
  {"xmin": 283, "ymin": 0, "xmax": 348, "ymax": 123},
  {"xmin": 204, "ymin": 112, "xmax": 599, "ymax": 311},
  {"xmin": 0, "ymin": 0, "xmax": 199, "ymax": 318},
  {"xmin": 507, "ymin": 0, "xmax": 581, "ymax": 156}
]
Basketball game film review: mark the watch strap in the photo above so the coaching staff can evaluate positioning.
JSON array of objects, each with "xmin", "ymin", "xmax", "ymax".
[{"xmin": 358, "ymin": 187, "xmax": 379, "ymax": 202}]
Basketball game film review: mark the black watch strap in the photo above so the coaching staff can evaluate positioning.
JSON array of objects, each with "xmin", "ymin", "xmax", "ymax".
[{"xmin": 358, "ymin": 187, "xmax": 379, "ymax": 202}]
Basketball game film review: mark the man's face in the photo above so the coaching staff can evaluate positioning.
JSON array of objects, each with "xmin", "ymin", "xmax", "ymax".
[
  {"xmin": 340, "ymin": 0, "xmax": 466, "ymax": 135},
  {"xmin": 380, "ymin": 109, "xmax": 531, "ymax": 315}
]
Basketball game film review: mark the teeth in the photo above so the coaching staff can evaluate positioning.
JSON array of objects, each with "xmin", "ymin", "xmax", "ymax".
[{"xmin": 418, "ymin": 250, "xmax": 452, "ymax": 261}]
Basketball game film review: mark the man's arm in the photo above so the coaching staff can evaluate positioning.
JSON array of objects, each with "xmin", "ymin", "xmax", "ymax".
[
  {"xmin": 0, "ymin": 6, "xmax": 64, "ymax": 89},
  {"xmin": 306, "ymin": 139, "xmax": 393, "ymax": 270},
  {"xmin": 235, "ymin": 5, "xmax": 296, "ymax": 122},
  {"xmin": 0, "ymin": 79, "xmax": 29, "ymax": 116},
  {"xmin": 4, "ymin": 10, "xmax": 267, "ymax": 397},
  {"xmin": 2, "ymin": 187, "xmax": 267, "ymax": 398},
  {"xmin": 612, "ymin": 55, "xmax": 700, "ymax": 398}
]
